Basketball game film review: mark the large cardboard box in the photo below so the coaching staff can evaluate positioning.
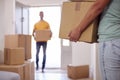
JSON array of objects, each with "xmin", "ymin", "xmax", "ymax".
[
  {"xmin": 4, "ymin": 48, "xmax": 25, "ymax": 65},
  {"xmin": 59, "ymin": 2, "xmax": 98, "ymax": 43},
  {"xmin": 4, "ymin": 34, "xmax": 32, "ymax": 60},
  {"xmin": 67, "ymin": 64, "xmax": 89, "ymax": 79},
  {"xmin": 0, "ymin": 64, "xmax": 24, "ymax": 80},
  {"xmin": 35, "ymin": 30, "xmax": 51, "ymax": 42}
]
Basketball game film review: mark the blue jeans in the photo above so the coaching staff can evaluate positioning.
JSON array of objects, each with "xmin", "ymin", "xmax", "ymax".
[
  {"xmin": 99, "ymin": 39, "xmax": 120, "ymax": 80},
  {"xmin": 36, "ymin": 42, "xmax": 47, "ymax": 70}
]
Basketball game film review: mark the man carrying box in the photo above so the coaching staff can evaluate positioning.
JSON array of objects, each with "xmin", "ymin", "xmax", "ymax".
[{"xmin": 32, "ymin": 11, "xmax": 52, "ymax": 72}]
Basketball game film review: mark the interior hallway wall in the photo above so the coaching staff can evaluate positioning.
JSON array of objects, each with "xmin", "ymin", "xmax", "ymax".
[
  {"xmin": 0, "ymin": 0, "xmax": 15, "ymax": 64},
  {"xmin": 0, "ymin": 0, "xmax": 15, "ymax": 50}
]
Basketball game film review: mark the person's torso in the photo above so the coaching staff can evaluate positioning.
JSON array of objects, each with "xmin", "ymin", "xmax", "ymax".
[
  {"xmin": 98, "ymin": 0, "xmax": 120, "ymax": 42},
  {"xmin": 34, "ymin": 20, "xmax": 50, "ymax": 30}
]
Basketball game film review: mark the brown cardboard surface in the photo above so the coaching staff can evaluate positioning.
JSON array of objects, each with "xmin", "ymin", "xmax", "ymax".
[
  {"xmin": 25, "ymin": 35, "xmax": 32, "ymax": 60},
  {"xmin": 24, "ymin": 61, "xmax": 31, "ymax": 80},
  {"xmin": 24, "ymin": 60, "xmax": 35, "ymax": 80},
  {"xmin": 30, "ymin": 61, "xmax": 35, "ymax": 80},
  {"xmin": 0, "ymin": 50, "xmax": 4, "ymax": 64},
  {"xmin": 59, "ymin": 2, "xmax": 98, "ymax": 43},
  {"xmin": 4, "ymin": 48, "xmax": 25, "ymax": 65},
  {"xmin": 35, "ymin": 30, "xmax": 51, "ymax": 42},
  {"xmin": 67, "ymin": 65, "xmax": 89, "ymax": 79},
  {"xmin": 4, "ymin": 34, "xmax": 32, "ymax": 60}
]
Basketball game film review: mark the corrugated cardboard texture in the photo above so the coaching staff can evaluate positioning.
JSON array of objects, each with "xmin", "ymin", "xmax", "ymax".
[
  {"xmin": 4, "ymin": 48, "xmax": 25, "ymax": 65},
  {"xmin": 31, "ymin": 61, "xmax": 35, "ymax": 80},
  {"xmin": 4, "ymin": 34, "xmax": 32, "ymax": 60},
  {"xmin": 67, "ymin": 65, "xmax": 89, "ymax": 79},
  {"xmin": 24, "ymin": 60, "xmax": 35, "ymax": 80},
  {"xmin": 0, "ymin": 51, "xmax": 4, "ymax": 64},
  {"xmin": 35, "ymin": 30, "xmax": 51, "ymax": 42},
  {"xmin": 25, "ymin": 35, "xmax": 32, "ymax": 60},
  {"xmin": 59, "ymin": 2, "xmax": 98, "ymax": 43}
]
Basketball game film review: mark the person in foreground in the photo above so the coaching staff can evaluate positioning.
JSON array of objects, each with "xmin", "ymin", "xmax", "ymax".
[
  {"xmin": 32, "ymin": 11, "xmax": 52, "ymax": 72},
  {"xmin": 68, "ymin": 0, "xmax": 120, "ymax": 80}
]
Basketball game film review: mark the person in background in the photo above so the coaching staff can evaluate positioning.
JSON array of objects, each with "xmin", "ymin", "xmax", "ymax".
[
  {"xmin": 32, "ymin": 11, "xmax": 52, "ymax": 72},
  {"xmin": 68, "ymin": 0, "xmax": 120, "ymax": 80}
]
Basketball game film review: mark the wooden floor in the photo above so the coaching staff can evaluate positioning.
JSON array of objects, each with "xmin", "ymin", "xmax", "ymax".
[{"xmin": 35, "ymin": 68, "xmax": 93, "ymax": 80}]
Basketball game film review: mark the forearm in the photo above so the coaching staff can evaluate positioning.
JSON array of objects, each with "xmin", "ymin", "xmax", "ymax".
[
  {"xmin": 77, "ymin": 0, "xmax": 110, "ymax": 33},
  {"xmin": 32, "ymin": 29, "xmax": 35, "ymax": 37}
]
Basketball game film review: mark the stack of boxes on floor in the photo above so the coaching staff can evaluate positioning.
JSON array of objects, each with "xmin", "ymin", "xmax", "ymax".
[
  {"xmin": 0, "ymin": 34, "xmax": 35, "ymax": 80},
  {"xmin": 59, "ymin": 0, "xmax": 98, "ymax": 80}
]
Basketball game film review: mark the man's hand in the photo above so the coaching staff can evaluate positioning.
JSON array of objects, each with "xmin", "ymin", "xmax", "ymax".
[{"xmin": 68, "ymin": 27, "xmax": 82, "ymax": 42}]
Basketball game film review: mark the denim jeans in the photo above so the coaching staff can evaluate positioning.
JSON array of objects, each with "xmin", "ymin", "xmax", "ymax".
[
  {"xmin": 36, "ymin": 42, "xmax": 47, "ymax": 70},
  {"xmin": 99, "ymin": 39, "xmax": 120, "ymax": 80}
]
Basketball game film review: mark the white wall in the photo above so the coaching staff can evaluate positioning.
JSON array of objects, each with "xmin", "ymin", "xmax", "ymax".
[
  {"xmin": 0, "ymin": 0, "xmax": 15, "ymax": 64},
  {"xmin": 0, "ymin": 0, "xmax": 15, "ymax": 50},
  {"xmin": 0, "ymin": 0, "xmax": 5, "ymax": 50},
  {"xmin": 72, "ymin": 42, "xmax": 92, "ymax": 66},
  {"xmin": 0, "ymin": 0, "xmax": 5, "ymax": 63},
  {"xmin": 61, "ymin": 40, "xmax": 72, "ymax": 69}
]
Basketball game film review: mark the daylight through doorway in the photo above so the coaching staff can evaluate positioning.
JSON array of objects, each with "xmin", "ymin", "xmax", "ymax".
[{"xmin": 29, "ymin": 6, "xmax": 61, "ymax": 68}]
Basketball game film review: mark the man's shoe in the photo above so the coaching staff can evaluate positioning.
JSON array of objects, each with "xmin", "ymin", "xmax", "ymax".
[{"xmin": 42, "ymin": 69, "xmax": 44, "ymax": 73}]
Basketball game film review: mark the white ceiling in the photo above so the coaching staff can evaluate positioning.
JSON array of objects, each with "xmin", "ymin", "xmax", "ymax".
[{"xmin": 16, "ymin": 0, "xmax": 69, "ymax": 7}]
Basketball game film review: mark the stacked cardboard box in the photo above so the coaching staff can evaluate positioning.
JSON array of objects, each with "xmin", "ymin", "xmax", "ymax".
[
  {"xmin": 4, "ymin": 48, "xmax": 25, "ymax": 65},
  {"xmin": 4, "ymin": 34, "xmax": 31, "ymax": 60},
  {"xmin": 0, "ymin": 50, "xmax": 4, "ymax": 64},
  {"xmin": 59, "ymin": 1, "xmax": 98, "ymax": 43},
  {"xmin": 24, "ymin": 60, "xmax": 35, "ymax": 80}
]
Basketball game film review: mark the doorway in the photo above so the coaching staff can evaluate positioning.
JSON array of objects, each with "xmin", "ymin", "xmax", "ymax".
[{"xmin": 29, "ymin": 6, "xmax": 61, "ymax": 68}]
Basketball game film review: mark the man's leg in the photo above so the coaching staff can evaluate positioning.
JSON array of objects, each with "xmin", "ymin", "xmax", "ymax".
[
  {"xmin": 36, "ymin": 42, "xmax": 41, "ymax": 70},
  {"xmin": 42, "ymin": 42, "xmax": 47, "ymax": 72},
  {"xmin": 99, "ymin": 40, "xmax": 120, "ymax": 80}
]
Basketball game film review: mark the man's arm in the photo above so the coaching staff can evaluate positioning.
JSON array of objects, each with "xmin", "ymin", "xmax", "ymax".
[
  {"xmin": 32, "ymin": 29, "xmax": 35, "ymax": 37},
  {"xmin": 32, "ymin": 28, "xmax": 36, "ymax": 40},
  {"xmin": 68, "ymin": 0, "xmax": 110, "ymax": 42}
]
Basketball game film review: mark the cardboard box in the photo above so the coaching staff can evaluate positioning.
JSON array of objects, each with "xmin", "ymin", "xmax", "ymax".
[
  {"xmin": 30, "ymin": 61, "xmax": 35, "ymax": 80},
  {"xmin": 35, "ymin": 30, "xmax": 51, "ymax": 42},
  {"xmin": 25, "ymin": 35, "xmax": 32, "ymax": 60},
  {"xmin": 59, "ymin": 2, "xmax": 98, "ymax": 43},
  {"xmin": 67, "ymin": 64, "xmax": 89, "ymax": 79},
  {"xmin": 24, "ymin": 61, "xmax": 31, "ymax": 80},
  {"xmin": 24, "ymin": 60, "xmax": 35, "ymax": 80},
  {"xmin": 0, "ymin": 64, "xmax": 24, "ymax": 80},
  {"xmin": 4, "ymin": 34, "xmax": 32, "ymax": 60},
  {"xmin": 4, "ymin": 48, "xmax": 25, "ymax": 65},
  {"xmin": 0, "ymin": 50, "xmax": 4, "ymax": 64}
]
